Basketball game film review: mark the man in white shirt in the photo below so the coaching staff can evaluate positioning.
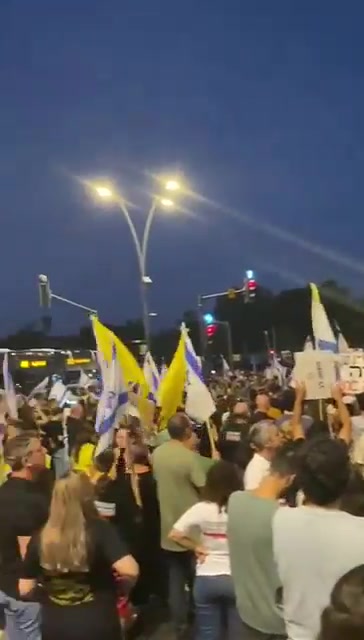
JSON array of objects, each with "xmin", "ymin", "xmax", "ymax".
[
  {"xmin": 244, "ymin": 420, "xmax": 281, "ymax": 490},
  {"xmin": 273, "ymin": 437, "xmax": 364, "ymax": 640}
]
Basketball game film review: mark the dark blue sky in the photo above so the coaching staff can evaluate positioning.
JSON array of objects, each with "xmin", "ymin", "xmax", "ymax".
[{"xmin": 1, "ymin": 0, "xmax": 364, "ymax": 335}]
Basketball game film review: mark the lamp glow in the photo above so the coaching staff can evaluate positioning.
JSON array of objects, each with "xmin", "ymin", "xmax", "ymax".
[
  {"xmin": 95, "ymin": 186, "xmax": 113, "ymax": 199},
  {"xmin": 160, "ymin": 198, "xmax": 174, "ymax": 208},
  {"xmin": 165, "ymin": 179, "xmax": 180, "ymax": 192}
]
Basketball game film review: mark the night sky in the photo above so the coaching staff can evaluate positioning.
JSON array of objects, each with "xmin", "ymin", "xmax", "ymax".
[{"xmin": 1, "ymin": 0, "xmax": 364, "ymax": 336}]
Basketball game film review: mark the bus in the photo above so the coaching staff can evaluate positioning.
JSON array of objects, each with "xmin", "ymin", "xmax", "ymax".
[{"xmin": 0, "ymin": 349, "xmax": 97, "ymax": 394}]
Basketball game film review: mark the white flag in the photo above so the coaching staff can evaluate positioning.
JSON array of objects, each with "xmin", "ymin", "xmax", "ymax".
[
  {"xmin": 182, "ymin": 325, "xmax": 215, "ymax": 423},
  {"xmin": 3, "ymin": 353, "xmax": 18, "ymax": 419}
]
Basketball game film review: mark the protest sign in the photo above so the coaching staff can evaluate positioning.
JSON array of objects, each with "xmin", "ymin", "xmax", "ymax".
[
  {"xmin": 294, "ymin": 351, "xmax": 340, "ymax": 400},
  {"xmin": 340, "ymin": 350, "xmax": 364, "ymax": 395}
]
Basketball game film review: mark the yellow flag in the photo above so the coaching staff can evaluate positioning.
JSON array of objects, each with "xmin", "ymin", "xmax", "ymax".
[
  {"xmin": 157, "ymin": 331, "xmax": 186, "ymax": 430},
  {"xmin": 91, "ymin": 316, "xmax": 148, "ymax": 395},
  {"xmin": 310, "ymin": 282, "xmax": 321, "ymax": 304}
]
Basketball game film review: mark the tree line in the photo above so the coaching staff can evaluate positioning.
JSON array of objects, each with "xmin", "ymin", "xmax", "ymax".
[{"xmin": 1, "ymin": 281, "xmax": 363, "ymax": 361}]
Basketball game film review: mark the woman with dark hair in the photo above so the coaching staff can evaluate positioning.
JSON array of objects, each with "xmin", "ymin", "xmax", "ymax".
[
  {"xmin": 114, "ymin": 442, "xmax": 166, "ymax": 609},
  {"xmin": 169, "ymin": 460, "xmax": 242, "ymax": 640},
  {"xmin": 91, "ymin": 449, "xmax": 118, "ymax": 519},
  {"xmin": 319, "ymin": 565, "xmax": 364, "ymax": 640}
]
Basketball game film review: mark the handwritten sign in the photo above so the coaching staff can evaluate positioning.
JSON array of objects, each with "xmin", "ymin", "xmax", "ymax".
[
  {"xmin": 294, "ymin": 351, "xmax": 340, "ymax": 400},
  {"xmin": 339, "ymin": 351, "xmax": 364, "ymax": 395}
]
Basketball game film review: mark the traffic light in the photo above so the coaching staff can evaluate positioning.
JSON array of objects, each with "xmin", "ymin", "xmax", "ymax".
[
  {"xmin": 244, "ymin": 269, "xmax": 257, "ymax": 302},
  {"xmin": 203, "ymin": 313, "xmax": 218, "ymax": 339},
  {"xmin": 205, "ymin": 323, "xmax": 218, "ymax": 338},
  {"xmin": 203, "ymin": 313, "xmax": 214, "ymax": 325}
]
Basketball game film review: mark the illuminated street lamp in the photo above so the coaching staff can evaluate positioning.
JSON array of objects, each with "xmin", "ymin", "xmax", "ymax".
[
  {"xmin": 91, "ymin": 176, "xmax": 182, "ymax": 347},
  {"xmin": 94, "ymin": 185, "xmax": 113, "ymax": 199},
  {"xmin": 159, "ymin": 197, "xmax": 174, "ymax": 208},
  {"xmin": 165, "ymin": 179, "xmax": 180, "ymax": 192}
]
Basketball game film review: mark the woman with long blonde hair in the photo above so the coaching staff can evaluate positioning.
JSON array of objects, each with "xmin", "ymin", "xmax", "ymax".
[{"xmin": 19, "ymin": 472, "xmax": 138, "ymax": 640}]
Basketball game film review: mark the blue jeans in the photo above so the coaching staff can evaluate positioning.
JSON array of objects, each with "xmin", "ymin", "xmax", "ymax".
[
  {"xmin": 0, "ymin": 592, "xmax": 41, "ymax": 640},
  {"xmin": 193, "ymin": 575, "xmax": 240, "ymax": 640},
  {"xmin": 164, "ymin": 550, "xmax": 195, "ymax": 633}
]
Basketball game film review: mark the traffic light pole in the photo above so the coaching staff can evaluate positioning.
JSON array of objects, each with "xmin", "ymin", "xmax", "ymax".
[
  {"xmin": 38, "ymin": 275, "xmax": 97, "ymax": 317},
  {"xmin": 50, "ymin": 293, "xmax": 97, "ymax": 315}
]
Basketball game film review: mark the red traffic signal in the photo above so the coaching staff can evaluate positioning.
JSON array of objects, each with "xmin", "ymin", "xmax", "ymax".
[
  {"xmin": 247, "ymin": 279, "xmax": 257, "ymax": 291},
  {"xmin": 205, "ymin": 324, "xmax": 218, "ymax": 338}
]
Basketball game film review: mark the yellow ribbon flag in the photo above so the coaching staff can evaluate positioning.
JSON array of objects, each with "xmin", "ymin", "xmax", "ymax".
[
  {"xmin": 91, "ymin": 316, "xmax": 148, "ymax": 395},
  {"xmin": 157, "ymin": 330, "xmax": 186, "ymax": 430}
]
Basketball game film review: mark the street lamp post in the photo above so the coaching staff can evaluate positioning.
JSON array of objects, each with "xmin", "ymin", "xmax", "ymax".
[{"xmin": 93, "ymin": 181, "xmax": 179, "ymax": 349}]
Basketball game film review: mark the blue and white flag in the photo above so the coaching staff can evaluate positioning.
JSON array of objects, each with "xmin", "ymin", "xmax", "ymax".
[
  {"xmin": 3, "ymin": 353, "xmax": 18, "ymax": 419},
  {"xmin": 143, "ymin": 351, "xmax": 160, "ymax": 399},
  {"xmin": 221, "ymin": 356, "xmax": 231, "ymax": 376},
  {"xmin": 49, "ymin": 380, "xmax": 68, "ymax": 405},
  {"xmin": 95, "ymin": 344, "xmax": 129, "ymax": 456},
  {"xmin": 335, "ymin": 323, "xmax": 350, "ymax": 353},
  {"xmin": 265, "ymin": 355, "xmax": 287, "ymax": 386},
  {"xmin": 28, "ymin": 376, "xmax": 49, "ymax": 399},
  {"xmin": 78, "ymin": 370, "xmax": 92, "ymax": 388},
  {"xmin": 182, "ymin": 324, "xmax": 215, "ymax": 423},
  {"xmin": 310, "ymin": 283, "xmax": 337, "ymax": 352}
]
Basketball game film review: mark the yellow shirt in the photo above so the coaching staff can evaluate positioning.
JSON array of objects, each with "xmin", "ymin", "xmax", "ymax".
[
  {"xmin": 0, "ymin": 453, "xmax": 51, "ymax": 485},
  {"xmin": 267, "ymin": 407, "xmax": 282, "ymax": 420},
  {"xmin": 72, "ymin": 443, "xmax": 95, "ymax": 475}
]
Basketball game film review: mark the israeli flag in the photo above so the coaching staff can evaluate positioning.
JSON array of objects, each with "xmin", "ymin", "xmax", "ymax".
[
  {"xmin": 49, "ymin": 380, "xmax": 68, "ymax": 405},
  {"xmin": 78, "ymin": 370, "xmax": 92, "ymax": 388},
  {"xmin": 28, "ymin": 376, "xmax": 49, "ymax": 399},
  {"xmin": 182, "ymin": 324, "xmax": 215, "ymax": 423},
  {"xmin": 3, "ymin": 353, "xmax": 18, "ymax": 419},
  {"xmin": 221, "ymin": 356, "xmax": 231, "ymax": 376},
  {"xmin": 335, "ymin": 323, "xmax": 350, "ymax": 353},
  {"xmin": 95, "ymin": 344, "xmax": 129, "ymax": 456},
  {"xmin": 143, "ymin": 351, "xmax": 160, "ymax": 399}
]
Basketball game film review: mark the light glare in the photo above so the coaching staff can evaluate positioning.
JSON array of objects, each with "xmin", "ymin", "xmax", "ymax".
[
  {"xmin": 95, "ymin": 186, "xmax": 113, "ymax": 199},
  {"xmin": 160, "ymin": 197, "xmax": 174, "ymax": 208},
  {"xmin": 165, "ymin": 179, "xmax": 180, "ymax": 192}
]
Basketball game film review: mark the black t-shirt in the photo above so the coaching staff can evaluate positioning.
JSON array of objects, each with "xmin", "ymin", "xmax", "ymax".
[
  {"xmin": 0, "ymin": 477, "xmax": 49, "ymax": 597},
  {"xmin": 22, "ymin": 518, "xmax": 129, "ymax": 606},
  {"xmin": 42, "ymin": 420, "xmax": 64, "ymax": 452}
]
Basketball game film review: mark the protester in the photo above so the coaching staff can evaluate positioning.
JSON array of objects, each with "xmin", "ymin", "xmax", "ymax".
[
  {"xmin": 0, "ymin": 433, "xmax": 48, "ymax": 640},
  {"xmin": 19, "ymin": 472, "xmax": 139, "ymax": 640},
  {"xmin": 115, "ymin": 443, "xmax": 165, "ymax": 609},
  {"xmin": 217, "ymin": 401, "xmax": 250, "ymax": 464},
  {"xmin": 244, "ymin": 420, "xmax": 282, "ymax": 490},
  {"xmin": 170, "ymin": 460, "xmax": 242, "ymax": 640},
  {"xmin": 273, "ymin": 437, "xmax": 364, "ymax": 640},
  {"xmin": 318, "ymin": 565, "xmax": 364, "ymax": 640},
  {"xmin": 228, "ymin": 444, "xmax": 298, "ymax": 639},
  {"xmin": 71, "ymin": 423, "xmax": 96, "ymax": 474},
  {"xmin": 152, "ymin": 413, "xmax": 207, "ymax": 639}
]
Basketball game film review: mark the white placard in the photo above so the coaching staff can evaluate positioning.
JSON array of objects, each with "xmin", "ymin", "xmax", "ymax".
[
  {"xmin": 340, "ymin": 350, "xmax": 364, "ymax": 395},
  {"xmin": 294, "ymin": 351, "xmax": 340, "ymax": 400}
]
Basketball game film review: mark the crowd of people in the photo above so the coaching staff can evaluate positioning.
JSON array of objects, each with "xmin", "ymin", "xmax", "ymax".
[{"xmin": 1, "ymin": 371, "xmax": 364, "ymax": 640}]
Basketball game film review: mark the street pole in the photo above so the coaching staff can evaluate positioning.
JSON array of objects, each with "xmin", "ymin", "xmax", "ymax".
[{"xmin": 117, "ymin": 199, "xmax": 158, "ymax": 351}]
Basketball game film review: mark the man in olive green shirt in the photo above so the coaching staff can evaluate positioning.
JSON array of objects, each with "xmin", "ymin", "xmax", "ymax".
[
  {"xmin": 152, "ymin": 413, "xmax": 207, "ymax": 638},
  {"xmin": 228, "ymin": 444, "xmax": 298, "ymax": 640}
]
